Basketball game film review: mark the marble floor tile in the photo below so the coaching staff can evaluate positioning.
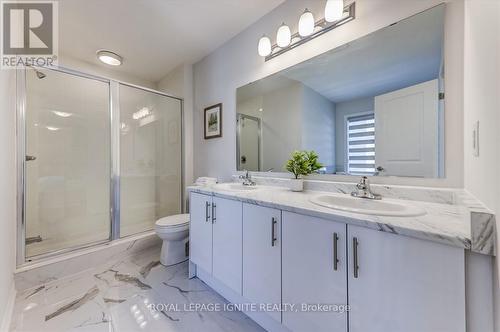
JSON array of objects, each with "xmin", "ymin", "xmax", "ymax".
[{"xmin": 10, "ymin": 247, "xmax": 264, "ymax": 332}]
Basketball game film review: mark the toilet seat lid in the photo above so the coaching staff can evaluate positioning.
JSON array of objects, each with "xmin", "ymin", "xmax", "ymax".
[{"xmin": 155, "ymin": 214, "xmax": 189, "ymax": 228}]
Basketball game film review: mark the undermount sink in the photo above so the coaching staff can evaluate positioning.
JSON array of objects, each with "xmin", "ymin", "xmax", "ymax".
[
  {"xmin": 309, "ymin": 194, "xmax": 426, "ymax": 217},
  {"xmin": 212, "ymin": 183, "xmax": 260, "ymax": 192}
]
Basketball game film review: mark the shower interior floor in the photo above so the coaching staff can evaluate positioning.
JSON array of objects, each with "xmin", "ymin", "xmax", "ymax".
[{"xmin": 11, "ymin": 245, "xmax": 263, "ymax": 332}]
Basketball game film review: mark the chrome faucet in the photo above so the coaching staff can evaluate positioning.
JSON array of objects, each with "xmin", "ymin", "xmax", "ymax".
[
  {"xmin": 351, "ymin": 176, "xmax": 381, "ymax": 200},
  {"xmin": 239, "ymin": 170, "xmax": 256, "ymax": 186}
]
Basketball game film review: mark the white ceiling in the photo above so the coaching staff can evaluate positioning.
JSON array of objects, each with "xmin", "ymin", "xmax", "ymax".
[
  {"xmin": 238, "ymin": 5, "xmax": 444, "ymax": 104},
  {"xmin": 58, "ymin": 0, "xmax": 283, "ymax": 82}
]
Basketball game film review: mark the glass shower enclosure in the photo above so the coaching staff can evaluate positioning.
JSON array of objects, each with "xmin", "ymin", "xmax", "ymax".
[{"xmin": 17, "ymin": 66, "xmax": 183, "ymax": 264}]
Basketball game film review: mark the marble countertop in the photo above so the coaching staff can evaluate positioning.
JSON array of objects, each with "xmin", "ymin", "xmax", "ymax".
[{"xmin": 188, "ymin": 183, "xmax": 496, "ymax": 256}]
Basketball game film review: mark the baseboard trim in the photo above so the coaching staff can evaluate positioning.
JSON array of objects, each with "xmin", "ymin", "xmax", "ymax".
[{"xmin": 1, "ymin": 281, "xmax": 16, "ymax": 332}]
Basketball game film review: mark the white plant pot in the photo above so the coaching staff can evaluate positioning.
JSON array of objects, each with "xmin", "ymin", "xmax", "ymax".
[{"xmin": 290, "ymin": 178, "xmax": 304, "ymax": 192}]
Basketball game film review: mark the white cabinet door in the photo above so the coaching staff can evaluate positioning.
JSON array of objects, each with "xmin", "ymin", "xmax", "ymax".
[
  {"xmin": 189, "ymin": 192, "xmax": 212, "ymax": 274},
  {"xmin": 282, "ymin": 212, "xmax": 348, "ymax": 332},
  {"xmin": 348, "ymin": 225, "xmax": 466, "ymax": 332},
  {"xmin": 242, "ymin": 203, "xmax": 281, "ymax": 323},
  {"xmin": 374, "ymin": 79, "xmax": 439, "ymax": 177},
  {"xmin": 212, "ymin": 197, "xmax": 243, "ymax": 294}
]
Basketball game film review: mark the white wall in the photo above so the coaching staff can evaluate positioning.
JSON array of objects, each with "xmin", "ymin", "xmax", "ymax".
[
  {"xmin": 261, "ymin": 82, "xmax": 302, "ymax": 172},
  {"xmin": 335, "ymin": 96, "xmax": 375, "ymax": 172},
  {"xmin": 301, "ymin": 85, "xmax": 336, "ymax": 170},
  {"xmin": 157, "ymin": 64, "xmax": 195, "ymax": 197},
  {"xmin": 0, "ymin": 69, "xmax": 17, "ymax": 328},
  {"xmin": 59, "ymin": 54, "xmax": 156, "ymax": 89},
  {"xmin": 238, "ymin": 82, "xmax": 335, "ymax": 172},
  {"xmin": 237, "ymin": 95, "xmax": 263, "ymax": 119},
  {"xmin": 193, "ymin": 0, "xmax": 464, "ymax": 187},
  {"xmin": 463, "ymin": 0, "xmax": 500, "ymax": 329}
]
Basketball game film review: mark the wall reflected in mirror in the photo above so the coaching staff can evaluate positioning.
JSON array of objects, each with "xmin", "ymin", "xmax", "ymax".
[{"xmin": 236, "ymin": 5, "xmax": 445, "ymax": 178}]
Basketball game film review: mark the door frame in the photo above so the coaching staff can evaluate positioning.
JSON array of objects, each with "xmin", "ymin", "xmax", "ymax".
[
  {"xmin": 16, "ymin": 65, "xmax": 185, "ymax": 266},
  {"xmin": 236, "ymin": 113, "xmax": 262, "ymax": 171}
]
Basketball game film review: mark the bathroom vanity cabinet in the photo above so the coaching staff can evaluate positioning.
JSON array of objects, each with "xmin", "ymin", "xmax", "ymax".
[
  {"xmin": 281, "ymin": 211, "xmax": 348, "ymax": 332},
  {"xmin": 242, "ymin": 203, "xmax": 282, "ymax": 323},
  {"xmin": 190, "ymin": 192, "xmax": 242, "ymax": 294},
  {"xmin": 189, "ymin": 192, "xmax": 466, "ymax": 332},
  {"xmin": 347, "ymin": 224, "xmax": 465, "ymax": 332}
]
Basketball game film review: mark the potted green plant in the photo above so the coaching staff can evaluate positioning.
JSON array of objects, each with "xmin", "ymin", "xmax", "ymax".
[{"xmin": 285, "ymin": 150, "xmax": 323, "ymax": 191}]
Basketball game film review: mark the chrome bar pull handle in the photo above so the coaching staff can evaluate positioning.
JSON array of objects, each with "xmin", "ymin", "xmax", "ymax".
[
  {"xmin": 211, "ymin": 202, "xmax": 216, "ymax": 223},
  {"xmin": 205, "ymin": 201, "xmax": 211, "ymax": 222},
  {"xmin": 353, "ymin": 237, "xmax": 359, "ymax": 278},
  {"xmin": 271, "ymin": 217, "xmax": 277, "ymax": 247},
  {"xmin": 333, "ymin": 232, "xmax": 339, "ymax": 271}
]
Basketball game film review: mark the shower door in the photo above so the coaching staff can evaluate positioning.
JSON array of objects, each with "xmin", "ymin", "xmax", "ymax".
[
  {"xmin": 119, "ymin": 84, "xmax": 183, "ymax": 237},
  {"xmin": 20, "ymin": 67, "xmax": 183, "ymax": 263},
  {"xmin": 24, "ymin": 68, "xmax": 111, "ymax": 257}
]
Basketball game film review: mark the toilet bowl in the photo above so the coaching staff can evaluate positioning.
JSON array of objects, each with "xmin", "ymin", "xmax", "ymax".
[{"xmin": 155, "ymin": 214, "xmax": 189, "ymax": 266}]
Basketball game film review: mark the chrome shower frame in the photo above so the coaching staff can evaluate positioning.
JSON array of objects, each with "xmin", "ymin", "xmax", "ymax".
[{"xmin": 16, "ymin": 65, "xmax": 185, "ymax": 266}]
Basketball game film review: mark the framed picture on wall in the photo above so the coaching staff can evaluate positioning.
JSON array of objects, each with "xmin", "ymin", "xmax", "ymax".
[{"xmin": 204, "ymin": 103, "xmax": 222, "ymax": 139}]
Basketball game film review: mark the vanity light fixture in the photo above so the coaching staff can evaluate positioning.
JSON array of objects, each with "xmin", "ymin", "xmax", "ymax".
[
  {"xmin": 258, "ymin": 1, "xmax": 355, "ymax": 61},
  {"xmin": 298, "ymin": 9, "xmax": 315, "ymax": 37},
  {"xmin": 96, "ymin": 50, "xmax": 123, "ymax": 66},
  {"xmin": 276, "ymin": 23, "xmax": 292, "ymax": 48}
]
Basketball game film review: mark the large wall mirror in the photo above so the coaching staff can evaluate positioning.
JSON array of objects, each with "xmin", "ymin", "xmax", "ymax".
[{"xmin": 236, "ymin": 5, "xmax": 445, "ymax": 178}]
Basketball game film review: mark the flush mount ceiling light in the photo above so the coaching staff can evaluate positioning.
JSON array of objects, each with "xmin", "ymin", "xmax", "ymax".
[
  {"xmin": 96, "ymin": 50, "xmax": 123, "ymax": 66},
  {"xmin": 46, "ymin": 126, "xmax": 60, "ymax": 131},
  {"xmin": 258, "ymin": 1, "xmax": 355, "ymax": 61}
]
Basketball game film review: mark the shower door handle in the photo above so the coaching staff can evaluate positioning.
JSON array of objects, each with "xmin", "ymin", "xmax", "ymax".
[{"xmin": 26, "ymin": 155, "xmax": 37, "ymax": 161}]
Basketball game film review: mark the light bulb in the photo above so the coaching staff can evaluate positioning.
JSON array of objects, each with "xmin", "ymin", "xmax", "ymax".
[
  {"xmin": 257, "ymin": 35, "xmax": 272, "ymax": 57},
  {"xmin": 276, "ymin": 23, "xmax": 291, "ymax": 48},
  {"xmin": 325, "ymin": 0, "xmax": 344, "ymax": 22},
  {"xmin": 298, "ymin": 9, "xmax": 315, "ymax": 37}
]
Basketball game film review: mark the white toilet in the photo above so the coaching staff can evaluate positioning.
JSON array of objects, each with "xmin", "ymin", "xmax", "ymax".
[{"xmin": 155, "ymin": 214, "xmax": 189, "ymax": 266}]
